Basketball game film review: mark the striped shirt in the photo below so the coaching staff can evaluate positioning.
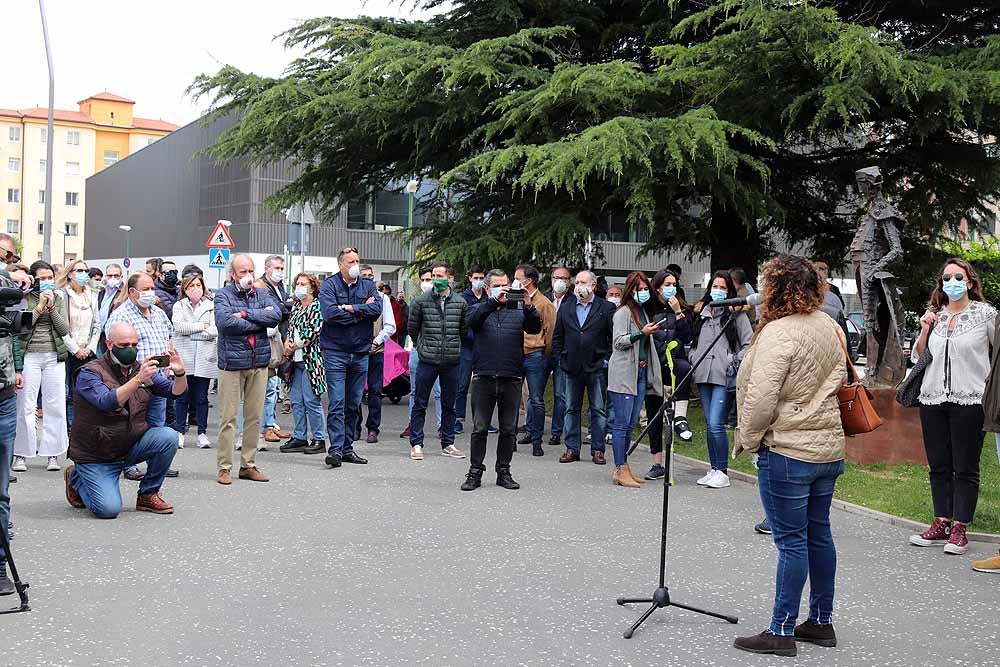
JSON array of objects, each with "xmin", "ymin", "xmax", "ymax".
[{"xmin": 105, "ymin": 298, "xmax": 173, "ymax": 362}]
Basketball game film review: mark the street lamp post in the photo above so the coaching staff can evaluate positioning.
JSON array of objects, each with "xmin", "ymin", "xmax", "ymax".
[
  {"xmin": 405, "ymin": 179, "xmax": 419, "ymax": 297},
  {"xmin": 38, "ymin": 0, "xmax": 55, "ymax": 264},
  {"xmin": 118, "ymin": 225, "xmax": 132, "ymax": 262}
]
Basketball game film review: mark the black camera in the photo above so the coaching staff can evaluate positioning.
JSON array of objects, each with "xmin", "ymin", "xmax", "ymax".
[
  {"xmin": 505, "ymin": 289, "xmax": 526, "ymax": 309},
  {"xmin": 0, "ymin": 275, "xmax": 32, "ymax": 336}
]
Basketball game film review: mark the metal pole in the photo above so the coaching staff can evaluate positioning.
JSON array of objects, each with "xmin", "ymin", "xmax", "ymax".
[
  {"xmin": 299, "ymin": 203, "xmax": 306, "ymax": 277},
  {"xmin": 407, "ymin": 191, "xmax": 415, "ymax": 298},
  {"xmin": 39, "ymin": 0, "xmax": 55, "ymax": 264}
]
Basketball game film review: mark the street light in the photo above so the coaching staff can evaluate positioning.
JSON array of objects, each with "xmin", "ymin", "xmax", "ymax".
[
  {"xmin": 118, "ymin": 225, "xmax": 132, "ymax": 261},
  {"xmin": 39, "ymin": 0, "xmax": 55, "ymax": 263},
  {"xmin": 405, "ymin": 179, "xmax": 419, "ymax": 297}
]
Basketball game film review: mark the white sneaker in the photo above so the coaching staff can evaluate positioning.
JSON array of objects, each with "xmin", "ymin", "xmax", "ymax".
[
  {"xmin": 11, "ymin": 456, "xmax": 26, "ymax": 473},
  {"xmin": 704, "ymin": 469, "xmax": 731, "ymax": 489},
  {"xmin": 696, "ymin": 469, "xmax": 715, "ymax": 486},
  {"xmin": 46, "ymin": 456, "xmax": 60, "ymax": 471},
  {"xmin": 197, "ymin": 433, "xmax": 211, "ymax": 448},
  {"xmin": 411, "ymin": 445, "xmax": 424, "ymax": 460},
  {"xmin": 235, "ymin": 433, "xmax": 243, "ymax": 451},
  {"xmin": 177, "ymin": 432, "xmax": 185, "ymax": 449}
]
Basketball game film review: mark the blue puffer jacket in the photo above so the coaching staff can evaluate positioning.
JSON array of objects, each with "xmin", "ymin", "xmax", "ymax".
[{"xmin": 214, "ymin": 284, "xmax": 282, "ymax": 371}]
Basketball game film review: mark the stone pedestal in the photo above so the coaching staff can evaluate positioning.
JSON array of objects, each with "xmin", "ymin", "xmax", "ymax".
[{"xmin": 845, "ymin": 388, "xmax": 927, "ymax": 465}]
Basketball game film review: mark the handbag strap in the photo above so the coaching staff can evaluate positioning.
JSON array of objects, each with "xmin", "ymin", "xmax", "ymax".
[{"xmin": 837, "ymin": 330, "xmax": 859, "ymax": 385}]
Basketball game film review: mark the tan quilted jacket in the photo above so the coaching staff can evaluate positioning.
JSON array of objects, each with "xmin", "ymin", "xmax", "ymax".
[{"xmin": 734, "ymin": 310, "xmax": 847, "ymax": 463}]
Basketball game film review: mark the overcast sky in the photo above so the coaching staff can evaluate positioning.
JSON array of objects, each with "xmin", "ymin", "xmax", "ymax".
[{"xmin": 4, "ymin": 1, "xmax": 439, "ymax": 127}]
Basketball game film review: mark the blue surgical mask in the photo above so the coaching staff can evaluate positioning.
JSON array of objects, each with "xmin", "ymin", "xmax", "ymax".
[
  {"xmin": 293, "ymin": 286, "xmax": 309, "ymax": 300},
  {"xmin": 710, "ymin": 288, "xmax": 728, "ymax": 302},
  {"xmin": 636, "ymin": 289, "xmax": 650, "ymax": 304},
  {"xmin": 0, "ymin": 263, "xmax": 7, "ymax": 273},
  {"xmin": 942, "ymin": 278, "xmax": 968, "ymax": 301},
  {"xmin": 39, "ymin": 279, "xmax": 55, "ymax": 292},
  {"xmin": 75, "ymin": 272, "xmax": 89, "ymax": 285},
  {"xmin": 490, "ymin": 286, "xmax": 503, "ymax": 299},
  {"xmin": 661, "ymin": 286, "xmax": 677, "ymax": 300},
  {"xmin": 471, "ymin": 279, "xmax": 485, "ymax": 291}
]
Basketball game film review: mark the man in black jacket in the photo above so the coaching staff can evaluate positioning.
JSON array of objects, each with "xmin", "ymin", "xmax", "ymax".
[
  {"xmin": 461, "ymin": 269, "xmax": 541, "ymax": 491},
  {"xmin": 552, "ymin": 270, "xmax": 615, "ymax": 465},
  {"xmin": 407, "ymin": 261, "xmax": 468, "ymax": 461}
]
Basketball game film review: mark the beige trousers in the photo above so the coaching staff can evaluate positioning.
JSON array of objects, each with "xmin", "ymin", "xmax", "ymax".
[{"xmin": 217, "ymin": 367, "xmax": 269, "ymax": 472}]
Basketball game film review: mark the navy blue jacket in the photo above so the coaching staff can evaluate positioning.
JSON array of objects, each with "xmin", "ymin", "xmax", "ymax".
[
  {"xmin": 214, "ymin": 284, "xmax": 282, "ymax": 371},
  {"xmin": 551, "ymin": 296, "xmax": 615, "ymax": 378},
  {"xmin": 461, "ymin": 287, "xmax": 488, "ymax": 348},
  {"xmin": 154, "ymin": 279, "xmax": 180, "ymax": 321},
  {"xmin": 468, "ymin": 299, "xmax": 542, "ymax": 378},
  {"xmin": 318, "ymin": 273, "xmax": 382, "ymax": 354}
]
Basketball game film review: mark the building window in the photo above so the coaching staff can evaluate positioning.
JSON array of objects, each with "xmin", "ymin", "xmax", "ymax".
[
  {"xmin": 64, "ymin": 222, "xmax": 79, "ymax": 236},
  {"xmin": 7, "ymin": 158, "xmax": 19, "ymax": 173},
  {"xmin": 8, "ymin": 127, "xmax": 20, "ymax": 142},
  {"xmin": 6, "ymin": 188, "xmax": 19, "ymax": 203},
  {"xmin": 146, "ymin": 138, "xmax": 156, "ymax": 146},
  {"xmin": 373, "ymin": 191, "xmax": 410, "ymax": 230},
  {"xmin": 65, "ymin": 192, "xmax": 79, "ymax": 206},
  {"xmin": 38, "ymin": 190, "xmax": 45, "ymax": 204},
  {"xmin": 5, "ymin": 219, "xmax": 18, "ymax": 234},
  {"xmin": 37, "ymin": 222, "xmax": 44, "ymax": 235},
  {"xmin": 346, "ymin": 198, "xmax": 371, "ymax": 230},
  {"xmin": 40, "ymin": 128, "xmax": 47, "ymax": 143},
  {"xmin": 65, "ymin": 161, "xmax": 80, "ymax": 176},
  {"xmin": 66, "ymin": 130, "xmax": 80, "ymax": 146},
  {"xmin": 103, "ymin": 150, "xmax": 119, "ymax": 167},
  {"xmin": 39, "ymin": 160, "xmax": 46, "ymax": 174}
]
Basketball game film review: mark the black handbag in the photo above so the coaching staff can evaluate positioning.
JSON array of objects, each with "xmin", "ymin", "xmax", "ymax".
[
  {"xmin": 896, "ymin": 348, "xmax": 932, "ymax": 408},
  {"xmin": 277, "ymin": 357, "xmax": 295, "ymax": 384}
]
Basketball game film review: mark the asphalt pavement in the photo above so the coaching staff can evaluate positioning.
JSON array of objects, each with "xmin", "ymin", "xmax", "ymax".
[{"xmin": 2, "ymin": 398, "xmax": 997, "ymax": 666}]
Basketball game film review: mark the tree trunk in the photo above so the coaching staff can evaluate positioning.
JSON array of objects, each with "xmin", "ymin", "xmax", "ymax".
[{"xmin": 710, "ymin": 198, "xmax": 760, "ymax": 285}]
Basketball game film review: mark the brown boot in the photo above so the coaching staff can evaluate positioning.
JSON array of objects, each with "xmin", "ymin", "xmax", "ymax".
[
  {"xmin": 64, "ymin": 465, "xmax": 84, "ymax": 508},
  {"xmin": 136, "ymin": 492, "xmax": 174, "ymax": 514},
  {"xmin": 217, "ymin": 469, "xmax": 232, "ymax": 485},
  {"xmin": 612, "ymin": 465, "xmax": 641, "ymax": 488},
  {"xmin": 624, "ymin": 463, "xmax": 646, "ymax": 485},
  {"xmin": 238, "ymin": 466, "xmax": 270, "ymax": 482}
]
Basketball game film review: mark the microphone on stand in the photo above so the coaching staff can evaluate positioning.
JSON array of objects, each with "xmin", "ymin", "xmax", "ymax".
[{"xmin": 707, "ymin": 292, "xmax": 762, "ymax": 309}]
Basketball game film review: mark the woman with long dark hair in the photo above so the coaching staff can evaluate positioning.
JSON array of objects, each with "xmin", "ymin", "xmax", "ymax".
[
  {"xmin": 607, "ymin": 271, "xmax": 663, "ymax": 488},
  {"xmin": 641, "ymin": 269, "xmax": 693, "ymax": 480},
  {"xmin": 732, "ymin": 255, "xmax": 848, "ymax": 656},
  {"xmin": 910, "ymin": 258, "xmax": 996, "ymax": 556},
  {"xmin": 691, "ymin": 270, "xmax": 753, "ymax": 489}
]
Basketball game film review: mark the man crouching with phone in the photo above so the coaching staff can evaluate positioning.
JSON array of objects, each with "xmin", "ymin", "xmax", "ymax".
[{"xmin": 63, "ymin": 322, "xmax": 185, "ymax": 518}]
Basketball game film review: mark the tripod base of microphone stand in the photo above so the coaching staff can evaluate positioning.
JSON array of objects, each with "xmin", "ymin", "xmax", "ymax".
[{"xmin": 617, "ymin": 586, "xmax": 737, "ymax": 638}]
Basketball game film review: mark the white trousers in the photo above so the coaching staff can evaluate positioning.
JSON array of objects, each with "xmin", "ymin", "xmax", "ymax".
[{"xmin": 14, "ymin": 351, "xmax": 69, "ymax": 458}]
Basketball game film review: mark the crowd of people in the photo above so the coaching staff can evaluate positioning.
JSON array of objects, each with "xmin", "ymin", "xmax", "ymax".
[{"xmin": 1, "ymin": 234, "xmax": 999, "ymax": 653}]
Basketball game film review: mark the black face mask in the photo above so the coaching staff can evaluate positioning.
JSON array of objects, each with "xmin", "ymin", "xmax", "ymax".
[
  {"xmin": 162, "ymin": 270, "xmax": 178, "ymax": 287},
  {"xmin": 110, "ymin": 345, "xmax": 138, "ymax": 366}
]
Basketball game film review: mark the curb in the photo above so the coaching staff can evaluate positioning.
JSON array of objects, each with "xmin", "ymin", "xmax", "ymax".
[{"xmin": 673, "ymin": 454, "xmax": 1000, "ymax": 545}]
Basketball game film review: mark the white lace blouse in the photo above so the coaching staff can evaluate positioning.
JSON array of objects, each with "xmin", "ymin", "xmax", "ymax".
[{"xmin": 917, "ymin": 300, "xmax": 998, "ymax": 406}]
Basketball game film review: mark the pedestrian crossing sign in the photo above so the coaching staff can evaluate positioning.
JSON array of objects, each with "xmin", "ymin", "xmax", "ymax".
[{"xmin": 208, "ymin": 248, "xmax": 230, "ymax": 269}]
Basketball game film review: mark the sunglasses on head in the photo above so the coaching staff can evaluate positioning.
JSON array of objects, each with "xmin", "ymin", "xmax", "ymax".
[
  {"xmin": 943, "ymin": 273, "xmax": 966, "ymax": 282},
  {"xmin": 342, "ymin": 247, "xmax": 358, "ymax": 254}
]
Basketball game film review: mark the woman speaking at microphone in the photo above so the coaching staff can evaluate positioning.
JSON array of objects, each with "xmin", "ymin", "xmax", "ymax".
[{"xmin": 732, "ymin": 255, "xmax": 847, "ymax": 657}]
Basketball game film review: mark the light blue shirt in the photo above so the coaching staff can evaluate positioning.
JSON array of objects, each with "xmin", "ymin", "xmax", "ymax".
[{"xmin": 575, "ymin": 300, "xmax": 593, "ymax": 328}]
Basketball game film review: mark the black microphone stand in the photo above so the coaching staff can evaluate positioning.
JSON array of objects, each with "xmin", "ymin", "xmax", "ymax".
[
  {"xmin": 617, "ymin": 308, "xmax": 739, "ymax": 638},
  {"xmin": 0, "ymin": 522, "xmax": 30, "ymax": 614}
]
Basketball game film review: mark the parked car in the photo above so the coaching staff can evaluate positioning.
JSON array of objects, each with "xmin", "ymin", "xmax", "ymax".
[{"xmin": 845, "ymin": 318, "xmax": 862, "ymax": 363}]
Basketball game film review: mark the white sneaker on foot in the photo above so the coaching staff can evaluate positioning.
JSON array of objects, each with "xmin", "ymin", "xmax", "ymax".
[
  {"xmin": 197, "ymin": 434, "xmax": 211, "ymax": 448},
  {"xmin": 11, "ymin": 456, "xmax": 26, "ymax": 473},
  {"xmin": 46, "ymin": 456, "xmax": 60, "ymax": 471},
  {"xmin": 704, "ymin": 469, "xmax": 730, "ymax": 489},
  {"xmin": 411, "ymin": 445, "xmax": 424, "ymax": 460},
  {"xmin": 696, "ymin": 469, "xmax": 715, "ymax": 486},
  {"xmin": 177, "ymin": 432, "xmax": 185, "ymax": 449},
  {"xmin": 441, "ymin": 445, "xmax": 466, "ymax": 459}
]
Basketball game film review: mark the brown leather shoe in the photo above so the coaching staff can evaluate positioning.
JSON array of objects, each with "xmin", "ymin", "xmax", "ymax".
[
  {"xmin": 559, "ymin": 450, "xmax": 580, "ymax": 463},
  {"xmin": 136, "ymin": 492, "xmax": 174, "ymax": 514},
  {"xmin": 263, "ymin": 428, "xmax": 282, "ymax": 443},
  {"xmin": 612, "ymin": 465, "xmax": 641, "ymax": 488},
  {"xmin": 624, "ymin": 463, "xmax": 645, "ymax": 484},
  {"xmin": 239, "ymin": 466, "xmax": 270, "ymax": 482},
  {"xmin": 64, "ymin": 464, "xmax": 84, "ymax": 508},
  {"xmin": 274, "ymin": 427, "xmax": 291, "ymax": 439},
  {"xmin": 217, "ymin": 469, "xmax": 232, "ymax": 485},
  {"xmin": 592, "ymin": 451, "xmax": 607, "ymax": 465}
]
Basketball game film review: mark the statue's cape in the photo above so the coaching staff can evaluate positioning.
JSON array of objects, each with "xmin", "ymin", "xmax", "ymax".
[{"xmin": 868, "ymin": 197, "xmax": 905, "ymax": 224}]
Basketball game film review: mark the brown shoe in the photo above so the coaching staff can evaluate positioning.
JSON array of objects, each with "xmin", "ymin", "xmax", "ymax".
[
  {"xmin": 217, "ymin": 469, "xmax": 232, "ymax": 485},
  {"xmin": 559, "ymin": 450, "xmax": 580, "ymax": 463},
  {"xmin": 64, "ymin": 464, "xmax": 84, "ymax": 508},
  {"xmin": 612, "ymin": 465, "xmax": 641, "ymax": 488},
  {"xmin": 239, "ymin": 466, "xmax": 270, "ymax": 482},
  {"xmin": 136, "ymin": 492, "xmax": 174, "ymax": 514},
  {"xmin": 624, "ymin": 463, "xmax": 646, "ymax": 484},
  {"xmin": 592, "ymin": 451, "xmax": 607, "ymax": 465},
  {"xmin": 274, "ymin": 427, "xmax": 291, "ymax": 439},
  {"xmin": 263, "ymin": 428, "xmax": 282, "ymax": 443},
  {"xmin": 280, "ymin": 401, "xmax": 292, "ymax": 414},
  {"xmin": 734, "ymin": 630, "xmax": 797, "ymax": 656}
]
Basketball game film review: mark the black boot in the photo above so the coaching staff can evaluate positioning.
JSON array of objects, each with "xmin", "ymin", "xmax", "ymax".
[
  {"xmin": 794, "ymin": 620, "xmax": 837, "ymax": 647},
  {"xmin": 0, "ymin": 561, "xmax": 13, "ymax": 596},
  {"xmin": 279, "ymin": 437, "xmax": 309, "ymax": 453},
  {"xmin": 532, "ymin": 443, "xmax": 544, "ymax": 456},
  {"xmin": 461, "ymin": 467, "xmax": 484, "ymax": 491},
  {"xmin": 496, "ymin": 467, "xmax": 520, "ymax": 490},
  {"xmin": 303, "ymin": 439, "xmax": 326, "ymax": 455},
  {"xmin": 734, "ymin": 630, "xmax": 796, "ymax": 657}
]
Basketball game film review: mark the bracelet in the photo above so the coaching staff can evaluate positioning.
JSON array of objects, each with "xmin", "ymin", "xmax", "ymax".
[{"xmin": 173, "ymin": 371, "xmax": 186, "ymax": 377}]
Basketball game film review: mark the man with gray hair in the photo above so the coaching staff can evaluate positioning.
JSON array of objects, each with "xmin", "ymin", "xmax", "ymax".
[
  {"xmin": 213, "ymin": 254, "xmax": 281, "ymax": 484},
  {"xmin": 256, "ymin": 254, "xmax": 292, "ymax": 444}
]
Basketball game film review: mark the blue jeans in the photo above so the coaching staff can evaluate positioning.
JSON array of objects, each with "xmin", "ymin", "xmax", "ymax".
[
  {"xmin": 411, "ymin": 362, "xmax": 460, "ymax": 448},
  {"xmin": 146, "ymin": 394, "xmax": 166, "ymax": 427},
  {"xmin": 757, "ymin": 449, "xmax": 845, "ymax": 636},
  {"xmin": 523, "ymin": 351, "xmax": 549, "ymax": 445},
  {"xmin": 69, "ymin": 426, "xmax": 180, "ymax": 519},
  {"xmin": 698, "ymin": 383, "xmax": 730, "ymax": 472},
  {"xmin": 356, "ymin": 351, "xmax": 384, "ymax": 435},
  {"xmin": 174, "ymin": 376, "xmax": 210, "ymax": 435},
  {"xmin": 65, "ymin": 353, "xmax": 95, "ymax": 428},
  {"xmin": 291, "ymin": 361, "xmax": 326, "ymax": 441},
  {"xmin": 550, "ymin": 358, "xmax": 567, "ymax": 437},
  {"xmin": 408, "ymin": 348, "xmax": 441, "ymax": 427},
  {"xmin": 608, "ymin": 367, "xmax": 646, "ymax": 467},
  {"xmin": 455, "ymin": 345, "xmax": 474, "ymax": 421},
  {"xmin": 0, "ymin": 395, "xmax": 16, "ymax": 562},
  {"xmin": 324, "ymin": 349, "xmax": 368, "ymax": 457},
  {"xmin": 564, "ymin": 369, "xmax": 607, "ymax": 454},
  {"xmin": 261, "ymin": 375, "xmax": 280, "ymax": 430}
]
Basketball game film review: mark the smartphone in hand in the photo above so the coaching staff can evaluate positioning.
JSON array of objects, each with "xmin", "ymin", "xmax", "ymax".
[{"xmin": 150, "ymin": 354, "xmax": 171, "ymax": 368}]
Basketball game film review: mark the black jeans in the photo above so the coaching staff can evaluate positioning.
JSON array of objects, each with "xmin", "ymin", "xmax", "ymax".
[
  {"xmin": 356, "ymin": 351, "xmax": 385, "ymax": 435},
  {"xmin": 919, "ymin": 402, "xmax": 985, "ymax": 524},
  {"xmin": 470, "ymin": 375, "xmax": 519, "ymax": 472}
]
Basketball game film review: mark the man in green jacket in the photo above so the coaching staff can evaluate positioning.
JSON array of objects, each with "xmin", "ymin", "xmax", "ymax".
[{"xmin": 406, "ymin": 261, "xmax": 468, "ymax": 462}]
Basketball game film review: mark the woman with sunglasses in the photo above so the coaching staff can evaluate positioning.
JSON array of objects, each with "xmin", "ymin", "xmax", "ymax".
[
  {"xmin": 58, "ymin": 260, "xmax": 101, "ymax": 429},
  {"xmin": 910, "ymin": 258, "xmax": 997, "ymax": 556},
  {"xmin": 11, "ymin": 261, "xmax": 71, "ymax": 473}
]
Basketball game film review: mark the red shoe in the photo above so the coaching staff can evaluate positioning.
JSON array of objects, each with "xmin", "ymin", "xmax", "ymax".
[
  {"xmin": 399, "ymin": 425, "xmax": 411, "ymax": 438},
  {"xmin": 944, "ymin": 521, "xmax": 969, "ymax": 555},
  {"xmin": 136, "ymin": 492, "xmax": 174, "ymax": 514},
  {"xmin": 909, "ymin": 517, "xmax": 950, "ymax": 547}
]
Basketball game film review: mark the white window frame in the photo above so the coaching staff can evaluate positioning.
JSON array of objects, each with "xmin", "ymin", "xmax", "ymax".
[
  {"xmin": 65, "ymin": 161, "xmax": 80, "ymax": 176},
  {"xmin": 37, "ymin": 222, "xmax": 44, "ymax": 236},
  {"xmin": 39, "ymin": 160, "xmax": 46, "ymax": 174},
  {"xmin": 38, "ymin": 190, "xmax": 45, "ymax": 204},
  {"xmin": 5, "ymin": 219, "xmax": 18, "ymax": 234},
  {"xmin": 64, "ymin": 222, "xmax": 79, "ymax": 237},
  {"xmin": 8, "ymin": 127, "xmax": 20, "ymax": 142},
  {"xmin": 66, "ymin": 130, "xmax": 80, "ymax": 146},
  {"xmin": 40, "ymin": 128, "xmax": 47, "ymax": 143},
  {"xmin": 7, "ymin": 188, "xmax": 19, "ymax": 203},
  {"xmin": 65, "ymin": 192, "xmax": 79, "ymax": 206},
  {"xmin": 7, "ymin": 158, "xmax": 19, "ymax": 173},
  {"xmin": 103, "ymin": 150, "xmax": 119, "ymax": 167}
]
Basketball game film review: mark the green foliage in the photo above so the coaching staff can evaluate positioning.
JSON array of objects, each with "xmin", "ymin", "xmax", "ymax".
[{"xmin": 939, "ymin": 240, "xmax": 1000, "ymax": 306}]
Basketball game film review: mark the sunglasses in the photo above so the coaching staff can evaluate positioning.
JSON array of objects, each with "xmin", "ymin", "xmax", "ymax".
[
  {"xmin": 943, "ymin": 273, "xmax": 967, "ymax": 282},
  {"xmin": 1, "ymin": 250, "xmax": 21, "ymax": 264},
  {"xmin": 75, "ymin": 268, "xmax": 89, "ymax": 274},
  {"xmin": 342, "ymin": 247, "xmax": 359, "ymax": 254}
]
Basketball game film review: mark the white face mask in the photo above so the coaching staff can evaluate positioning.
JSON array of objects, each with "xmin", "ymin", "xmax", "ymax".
[
  {"xmin": 238, "ymin": 273, "xmax": 254, "ymax": 290},
  {"xmin": 104, "ymin": 278, "xmax": 121, "ymax": 289},
  {"xmin": 553, "ymin": 279, "xmax": 568, "ymax": 294},
  {"xmin": 269, "ymin": 270, "xmax": 284, "ymax": 283},
  {"xmin": 607, "ymin": 296, "xmax": 621, "ymax": 306},
  {"xmin": 347, "ymin": 264, "xmax": 361, "ymax": 279},
  {"xmin": 136, "ymin": 290, "xmax": 157, "ymax": 309},
  {"xmin": 574, "ymin": 284, "xmax": 593, "ymax": 300},
  {"xmin": 420, "ymin": 280, "xmax": 433, "ymax": 294}
]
